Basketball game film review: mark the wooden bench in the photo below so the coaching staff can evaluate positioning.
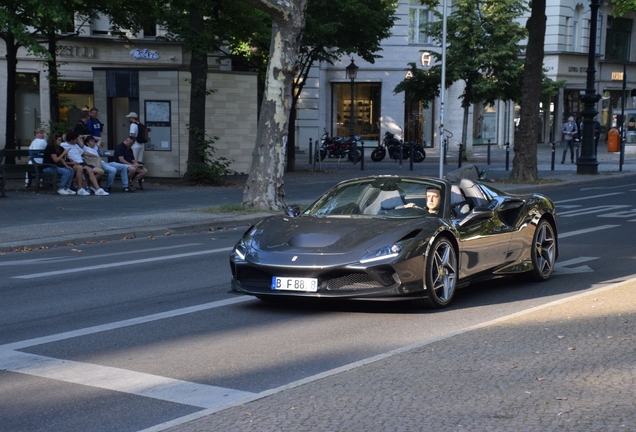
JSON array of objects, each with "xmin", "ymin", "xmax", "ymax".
[{"xmin": 0, "ymin": 148, "xmax": 58, "ymax": 197}]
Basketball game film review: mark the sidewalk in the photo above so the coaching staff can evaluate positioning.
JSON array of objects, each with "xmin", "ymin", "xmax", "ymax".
[
  {"xmin": 1, "ymin": 143, "xmax": 635, "ymax": 252},
  {"xmin": 156, "ymin": 278, "xmax": 636, "ymax": 432}
]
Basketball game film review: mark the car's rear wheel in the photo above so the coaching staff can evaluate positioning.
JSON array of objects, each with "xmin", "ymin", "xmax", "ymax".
[
  {"xmin": 416, "ymin": 237, "xmax": 457, "ymax": 308},
  {"xmin": 529, "ymin": 219, "xmax": 556, "ymax": 281}
]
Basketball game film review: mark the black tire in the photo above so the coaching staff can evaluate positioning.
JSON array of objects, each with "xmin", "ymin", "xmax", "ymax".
[
  {"xmin": 371, "ymin": 148, "xmax": 386, "ymax": 162},
  {"xmin": 528, "ymin": 219, "xmax": 557, "ymax": 281},
  {"xmin": 413, "ymin": 148, "xmax": 425, "ymax": 163},
  {"xmin": 415, "ymin": 237, "xmax": 458, "ymax": 309},
  {"xmin": 348, "ymin": 149, "xmax": 362, "ymax": 163},
  {"xmin": 315, "ymin": 147, "xmax": 327, "ymax": 161}
]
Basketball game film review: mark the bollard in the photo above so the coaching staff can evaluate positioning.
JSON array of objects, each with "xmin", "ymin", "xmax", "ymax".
[
  {"xmin": 409, "ymin": 143, "xmax": 414, "ymax": 171},
  {"xmin": 399, "ymin": 142, "xmax": 403, "ymax": 168},
  {"xmin": 443, "ymin": 139, "xmax": 447, "ymax": 165},
  {"xmin": 551, "ymin": 142, "xmax": 555, "ymax": 171},
  {"xmin": 308, "ymin": 138, "xmax": 313, "ymax": 164},
  {"xmin": 505, "ymin": 142, "xmax": 510, "ymax": 171},
  {"xmin": 487, "ymin": 139, "xmax": 491, "ymax": 165},
  {"xmin": 360, "ymin": 141, "xmax": 365, "ymax": 171},
  {"xmin": 575, "ymin": 144, "xmax": 579, "ymax": 162},
  {"xmin": 457, "ymin": 143, "xmax": 463, "ymax": 169}
]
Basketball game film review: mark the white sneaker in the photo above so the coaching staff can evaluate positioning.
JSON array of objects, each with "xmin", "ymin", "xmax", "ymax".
[
  {"xmin": 65, "ymin": 188, "xmax": 76, "ymax": 195},
  {"xmin": 95, "ymin": 188, "xmax": 109, "ymax": 196},
  {"xmin": 77, "ymin": 188, "xmax": 91, "ymax": 196},
  {"xmin": 58, "ymin": 188, "xmax": 69, "ymax": 195}
]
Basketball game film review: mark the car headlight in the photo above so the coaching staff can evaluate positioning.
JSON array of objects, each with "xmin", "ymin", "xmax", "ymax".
[
  {"xmin": 234, "ymin": 241, "xmax": 248, "ymax": 261},
  {"xmin": 360, "ymin": 243, "xmax": 403, "ymax": 264}
]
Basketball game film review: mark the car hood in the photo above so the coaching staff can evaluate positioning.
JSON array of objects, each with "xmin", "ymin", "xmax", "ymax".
[{"xmin": 247, "ymin": 215, "xmax": 440, "ymax": 256}]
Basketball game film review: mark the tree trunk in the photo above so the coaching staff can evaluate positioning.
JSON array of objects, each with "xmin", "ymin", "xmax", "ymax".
[
  {"xmin": 4, "ymin": 33, "xmax": 19, "ymax": 156},
  {"xmin": 286, "ymin": 96, "xmax": 297, "ymax": 172},
  {"xmin": 48, "ymin": 30, "xmax": 60, "ymax": 123},
  {"xmin": 242, "ymin": 1, "xmax": 307, "ymax": 210},
  {"xmin": 510, "ymin": 0, "xmax": 546, "ymax": 181},
  {"xmin": 185, "ymin": 3, "xmax": 208, "ymax": 177}
]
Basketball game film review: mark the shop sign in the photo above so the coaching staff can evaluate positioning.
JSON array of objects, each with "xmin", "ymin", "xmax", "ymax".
[
  {"xmin": 130, "ymin": 48, "xmax": 159, "ymax": 60},
  {"xmin": 612, "ymin": 71, "xmax": 624, "ymax": 80}
]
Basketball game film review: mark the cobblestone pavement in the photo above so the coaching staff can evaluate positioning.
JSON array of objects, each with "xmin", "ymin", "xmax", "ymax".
[{"xmin": 156, "ymin": 281, "xmax": 636, "ymax": 432}]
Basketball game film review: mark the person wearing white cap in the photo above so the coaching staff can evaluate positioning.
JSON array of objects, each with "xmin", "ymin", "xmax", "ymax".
[{"xmin": 126, "ymin": 112, "xmax": 144, "ymax": 163}]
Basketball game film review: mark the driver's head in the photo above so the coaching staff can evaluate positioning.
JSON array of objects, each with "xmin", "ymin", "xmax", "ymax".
[{"xmin": 426, "ymin": 187, "xmax": 441, "ymax": 213}]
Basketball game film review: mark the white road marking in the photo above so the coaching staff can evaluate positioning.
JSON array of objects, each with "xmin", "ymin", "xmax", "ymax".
[
  {"xmin": 558, "ymin": 205, "xmax": 630, "ymax": 217},
  {"xmin": 0, "ymin": 351, "xmax": 254, "ymax": 409},
  {"xmin": 12, "ymin": 247, "xmax": 233, "ymax": 279},
  {"xmin": 554, "ymin": 257, "xmax": 599, "ymax": 274},
  {"xmin": 0, "ymin": 296, "xmax": 256, "ymax": 409},
  {"xmin": 580, "ymin": 183, "xmax": 636, "ymax": 191},
  {"xmin": 0, "ymin": 296, "xmax": 253, "ymax": 352},
  {"xmin": 554, "ymin": 192, "xmax": 623, "ymax": 204},
  {"xmin": 558, "ymin": 225, "xmax": 620, "ymax": 238},
  {"xmin": 0, "ymin": 244, "xmax": 204, "ymax": 267},
  {"xmin": 141, "ymin": 277, "xmax": 636, "ymax": 432}
]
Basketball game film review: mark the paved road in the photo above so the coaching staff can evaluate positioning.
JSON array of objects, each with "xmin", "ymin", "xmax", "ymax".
[{"xmin": 1, "ymin": 144, "xmax": 635, "ymax": 252}]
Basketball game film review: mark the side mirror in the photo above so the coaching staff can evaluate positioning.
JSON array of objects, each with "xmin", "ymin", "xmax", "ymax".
[{"xmin": 284, "ymin": 205, "xmax": 301, "ymax": 217}]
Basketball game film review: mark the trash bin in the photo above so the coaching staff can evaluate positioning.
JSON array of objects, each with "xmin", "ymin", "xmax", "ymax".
[{"xmin": 608, "ymin": 128, "xmax": 620, "ymax": 152}]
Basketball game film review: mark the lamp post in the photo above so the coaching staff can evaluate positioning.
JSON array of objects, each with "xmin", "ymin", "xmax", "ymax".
[
  {"xmin": 345, "ymin": 59, "xmax": 358, "ymax": 139},
  {"xmin": 577, "ymin": 0, "xmax": 602, "ymax": 174}
]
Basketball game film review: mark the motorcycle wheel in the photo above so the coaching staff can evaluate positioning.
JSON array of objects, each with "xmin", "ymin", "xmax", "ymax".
[
  {"xmin": 413, "ymin": 148, "xmax": 426, "ymax": 163},
  {"xmin": 371, "ymin": 148, "xmax": 386, "ymax": 162},
  {"xmin": 348, "ymin": 149, "xmax": 362, "ymax": 163},
  {"xmin": 315, "ymin": 147, "xmax": 327, "ymax": 161}
]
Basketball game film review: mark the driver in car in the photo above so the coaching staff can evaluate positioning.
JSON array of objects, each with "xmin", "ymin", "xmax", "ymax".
[{"xmin": 426, "ymin": 187, "xmax": 441, "ymax": 214}]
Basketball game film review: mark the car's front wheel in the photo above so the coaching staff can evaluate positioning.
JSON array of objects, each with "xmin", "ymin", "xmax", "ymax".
[
  {"xmin": 416, "ymin": 237, "xmax": 458, "ymax": 308},
  {"xmin": 529, "ymin": 219, "xmax": 556, "ymax": 281}
]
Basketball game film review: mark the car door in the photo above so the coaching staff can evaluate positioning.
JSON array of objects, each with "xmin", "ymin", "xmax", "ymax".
[{"xmin": 454, "ymin": 197, "xmax": 516, "ymax": 279}]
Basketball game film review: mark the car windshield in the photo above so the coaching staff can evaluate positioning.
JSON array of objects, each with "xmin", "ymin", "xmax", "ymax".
[{"xmin": 304, "ymin": 178, "xmax": 445, "ymax": 218}]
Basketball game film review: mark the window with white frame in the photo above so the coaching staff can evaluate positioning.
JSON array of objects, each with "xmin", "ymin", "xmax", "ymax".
[{"xmin": 408, "ymin": 0, "xmax": 432, "ymax": 44}]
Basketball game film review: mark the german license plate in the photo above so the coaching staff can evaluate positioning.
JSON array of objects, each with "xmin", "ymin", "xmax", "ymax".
[{"xmin": 271, "ymin": 276, "xmax": 318, "ymax": 292}]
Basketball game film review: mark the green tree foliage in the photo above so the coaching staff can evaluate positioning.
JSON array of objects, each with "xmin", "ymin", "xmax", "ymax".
[
  {"xmin": 150, "ymin": 0, "xmax": 267, "ymax": 183},
  {"xmin": 284, "ymin": 0, "xmax": 397, "ymax": 171},
  {"xmin": 396, "ymin": 0, "xmax": 528, "ymax": 146}
]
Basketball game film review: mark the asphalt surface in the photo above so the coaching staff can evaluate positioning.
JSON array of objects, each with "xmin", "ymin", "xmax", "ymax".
[
  {"xmin": 1, "ymin": 143, "xmax": 635, "ymax": 252},
  {"xmin": 3, "ymin": 143, "xmax": 636, "ymax": 431}
]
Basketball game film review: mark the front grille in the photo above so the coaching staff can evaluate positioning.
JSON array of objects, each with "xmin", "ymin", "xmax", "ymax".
[{"xmin": 325, "ymin": 273, "xmax": 384, "ymax": 291}]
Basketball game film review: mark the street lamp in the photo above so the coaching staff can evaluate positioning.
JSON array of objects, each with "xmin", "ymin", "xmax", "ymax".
[
  {"xmin": 345, "ymin": 58, "xmax": 358, "ymax": 140},
  {"xmin": 577, "ymin": 0, "xmax": 602, "ymax": 174}
]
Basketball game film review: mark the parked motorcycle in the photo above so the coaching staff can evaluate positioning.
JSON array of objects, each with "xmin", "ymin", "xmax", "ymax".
[
  {"xmin": 371, "ymin": 131, "xmax": 425, "ymax": 163},
  {"xmin": 317, "ymin": 129, "xmax": 363, "ymax": 163}
]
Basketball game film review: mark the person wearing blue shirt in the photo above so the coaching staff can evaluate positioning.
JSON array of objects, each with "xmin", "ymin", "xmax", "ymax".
[{"xmin": 87, "ymin": 107, "xmax": 104, "ymax": 147}]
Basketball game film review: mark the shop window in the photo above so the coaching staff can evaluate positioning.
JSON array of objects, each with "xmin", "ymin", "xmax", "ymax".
[
  {"xmin": 58, "ymin": 81, "xmax": 94, "ymax": 127},
  {"xmin": 404, "ymin": 96, "xmax": 433, "ymax": 146},
  {"xmin": 473, "ymin": 103, "xmax": 497, "ymax": 145},
  {"xmin": 15, "ymin": 74, "xmax": 40, "ymax": 147},
  {"xmin": 605, "ymin": 17, "xmax": 632, "ymax": 61},
  {"xmin": 332, "ymin": 83, "xmax": 381, "ymax": 143},
  {"xmin": 408, "ymin": 0, "xmax": 431, "ymax": 44}
]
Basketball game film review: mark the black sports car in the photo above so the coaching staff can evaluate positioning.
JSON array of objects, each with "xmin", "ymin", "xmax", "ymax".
[{"xmin": 230, "ymin": 176, "xmax": 558, "ymax": 308}]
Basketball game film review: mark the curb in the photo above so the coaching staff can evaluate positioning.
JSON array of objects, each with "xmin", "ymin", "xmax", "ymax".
[{"xmin": 0, "ymin": 214, "xmax": 269, "ymax": 253}]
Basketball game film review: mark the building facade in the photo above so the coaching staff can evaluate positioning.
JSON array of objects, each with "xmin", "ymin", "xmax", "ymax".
[
  {"xmin": 1, "ymin": 22, "xmax": 257, "ymax": 176},
  {"xmin": 294, "ymin": 0, "xmax": 636, "ymax": 156},
  {"xmin": 2, "ymin": 0, "xmax": 635, "ymax": 174}
]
